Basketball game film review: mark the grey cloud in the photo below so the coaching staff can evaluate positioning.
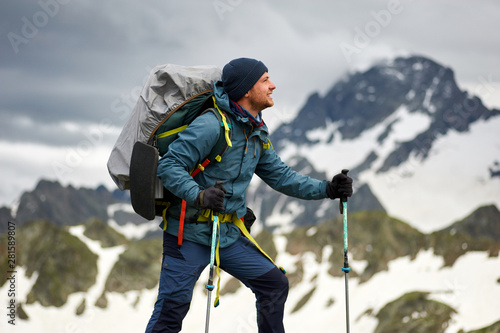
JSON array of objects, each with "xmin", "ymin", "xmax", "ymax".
[
  {"xmin": 0, "ymin": 111, "xmax": 119, "ymax": 148},
  {"xmin": 1, "ymin": 0, "xmax": 500, "ymax": 149}
]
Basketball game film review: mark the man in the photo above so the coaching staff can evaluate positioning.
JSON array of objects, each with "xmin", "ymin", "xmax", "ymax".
[{"xmin": 145, "ymin": 58, "xmax": 353, "ymax": 333}]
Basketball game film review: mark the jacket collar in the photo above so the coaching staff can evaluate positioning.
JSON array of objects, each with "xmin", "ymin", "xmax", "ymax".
[{"xmin": 229, "ymin": 100, "xmax": 264, "ymax": 128}]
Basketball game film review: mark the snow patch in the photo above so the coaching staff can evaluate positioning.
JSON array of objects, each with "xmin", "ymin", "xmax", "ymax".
[
  {"xmin": 107, "ymin": 219, "xmax": 159, "ymax": 240},
  {"xmin": 422, "ymin": 69, "xmax": 445, "ymax": 113},
  {"xmin": 360, "ymin": 116, "xmax": 500, "ymax": 231},
  {"xmin": 406, "ymin": 89, "xmax": 416, "ymax": 100},
  {"xmin": 106, "ymin": 202, "xmax": 160, "ymax": 239},
  {"xmin": 315, "ymin": 200, "xmax": 331, "ymax": 220},
  {"xmin": 412, "ymin": 62, "xmax": 424, "ymax": 71},
  {"xmin": 381, "ymin": 68, "xmax": 405, "ymax": 81},
  {"xmin": 266, "ymin": 198, "xmax": 305, "ymax": 233},
  {"xmin": 68, "ymin": 226, "xmax": 127, "ymax": 305},
  {"xmin": 306, "ymin": 226, "xmax": 318, "ymax": 237}
]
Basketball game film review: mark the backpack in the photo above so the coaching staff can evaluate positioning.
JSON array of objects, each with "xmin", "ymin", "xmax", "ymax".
[{"xmin": 107, "ymin": 64, "xmax": 232, "ymax": 222}]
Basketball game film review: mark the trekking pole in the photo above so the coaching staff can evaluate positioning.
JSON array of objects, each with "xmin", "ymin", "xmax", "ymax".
[
  {"xmin": 205, "ymin": 182, "xmax": 223, "ymax": 333},
  {"xmin": 339, "ymin": 169, "xmax": 351, "ymax": 333},
  {"xmin": 204, "ymin": 212, "xmax": 217, "ymax": 333}
]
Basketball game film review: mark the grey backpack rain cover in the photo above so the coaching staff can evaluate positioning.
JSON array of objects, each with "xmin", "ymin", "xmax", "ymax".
[{"xmin": 107, "ymin": 64, "xmax": 222, "ymax": 191}]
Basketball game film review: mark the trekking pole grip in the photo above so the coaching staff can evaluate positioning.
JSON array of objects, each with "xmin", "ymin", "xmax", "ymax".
[
  {"xmin": 213, "ymin": 181, "xmax": 225, "ymax": 217},
  {"xmin": 339, "ymin": 169, "xmax": 349, "ymax": 214},
  {"xmin": 341, "ymin": 169, "xmax": 349, "ymax": 203}
]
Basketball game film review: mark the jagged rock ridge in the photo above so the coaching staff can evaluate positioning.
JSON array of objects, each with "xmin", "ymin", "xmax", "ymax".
[{"xmin": 272, "ymin": 55, "xmax": 500, "ymax": 174}]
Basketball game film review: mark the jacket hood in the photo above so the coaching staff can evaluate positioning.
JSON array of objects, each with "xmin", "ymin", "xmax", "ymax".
[{"xmin": 213, "ymin": 80, "xmax": 232, "ymax": 113}]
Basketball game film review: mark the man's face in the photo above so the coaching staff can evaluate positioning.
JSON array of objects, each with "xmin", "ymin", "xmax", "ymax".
[{"xmin": 246, "ymin": 72, "xmax": 276, "ymax": 112}]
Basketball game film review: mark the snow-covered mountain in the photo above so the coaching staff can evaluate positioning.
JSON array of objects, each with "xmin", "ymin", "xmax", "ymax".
[
  {"xmin": 1, "ymin": 54, "xmax": 500, "ymax": 333},
  {"xmin": 252, "ymin": 55, "xmax": 500, "ymax": 233},
  {"xmin": 1, "ymin": 202, "xmax": 499, "ymax": 332}
]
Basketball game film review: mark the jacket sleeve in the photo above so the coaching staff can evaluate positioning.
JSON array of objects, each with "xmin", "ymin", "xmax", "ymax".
[
  {"xmin": 156, "ymin": 113, "xmax": 221, "ymax": 204},
  {"xmin": 255, "ymin": 145, "xmax": 328, "ymax": 200}
]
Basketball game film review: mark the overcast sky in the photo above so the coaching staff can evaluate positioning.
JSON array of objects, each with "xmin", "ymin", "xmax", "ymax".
[{"xmin": 1, "ymin": 0, "xmax": 500, "ymax": 206}]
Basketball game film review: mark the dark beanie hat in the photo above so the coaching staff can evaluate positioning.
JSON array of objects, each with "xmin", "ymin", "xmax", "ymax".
[{"xmin": 222, "ymin": 58, "xmax": 268, "ymax": 101}]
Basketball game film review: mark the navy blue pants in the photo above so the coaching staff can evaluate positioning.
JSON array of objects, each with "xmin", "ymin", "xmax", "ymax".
[{"xmin": 145, "ymin": 233, "xmax": 289, "ymax": 333}]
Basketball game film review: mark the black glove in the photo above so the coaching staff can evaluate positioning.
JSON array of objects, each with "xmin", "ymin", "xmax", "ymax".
[
  {"xmin": 195, "ymin": 184, "xmax": 227, "ymax": 212},
  {"xmin": 326, "ymin": 173, "xmax": 353, "ymax": 199},
  {"xmin": 243, "ymin": 207, "xmax": 256, "ymax": 233}
]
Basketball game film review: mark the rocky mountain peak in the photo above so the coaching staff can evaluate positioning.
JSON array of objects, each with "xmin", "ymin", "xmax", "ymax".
[
  {"xmin": 14, "ymin": 179, "xmax": 124, "ymax": 228},
  {"xmin": 272, "ymin": 55, "xmax": 498, "ymax": 162},
  {"xmin": 441, "ymin": 204, "xmax": 500, "ymax": 242}
]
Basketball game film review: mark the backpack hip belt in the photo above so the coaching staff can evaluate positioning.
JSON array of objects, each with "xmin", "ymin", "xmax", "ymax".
[{"xmin": 195, "ymin": 211, "xmax": 286, "ymax": 308}]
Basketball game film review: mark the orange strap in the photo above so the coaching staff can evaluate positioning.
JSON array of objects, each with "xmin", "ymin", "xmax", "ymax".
[
  {"xmin": 191, "ymin": 158, "xmax": 211, "ymax": 177},
  {"xmin": 178, "ymin": 158, "xmax": 211, "ymax": 246},
  {"xmin": 178, "ymin": 199, "xmax": 187, "ymax": 246}
]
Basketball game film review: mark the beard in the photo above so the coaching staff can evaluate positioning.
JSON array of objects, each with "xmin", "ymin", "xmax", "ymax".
[{"xmin": 249, "ymin": 94, "xmax": 274, "ymax": 112}]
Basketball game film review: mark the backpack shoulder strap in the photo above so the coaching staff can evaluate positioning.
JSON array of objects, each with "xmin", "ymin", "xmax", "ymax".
[{"xmin": 200, "ymin": 97, "xmax": 232, "ymax": 165}]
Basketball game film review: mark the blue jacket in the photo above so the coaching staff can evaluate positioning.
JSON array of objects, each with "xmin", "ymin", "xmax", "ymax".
[{"xmin": 157, "ymin": 81, "xmax": 328, "ymax": 247}]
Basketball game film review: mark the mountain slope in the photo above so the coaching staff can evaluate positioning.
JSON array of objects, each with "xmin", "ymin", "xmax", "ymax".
[
  {"xmin": 375, "ymin": 291, "xmax": 457, "ymax": 333},
  {"xmin": 1, "ymin": 198, "xmax": 499, "ymax": 333},
  {"xmin": 0, "ymin": 220, "xmax": 98, "ymax": 307},
  {"xmin": 429, "ymin": 205, "xmax": 500, "ymax": 267},
  {"xmin": 439, "ymin": 204, "xmax": 500, "ymax": 242}
]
